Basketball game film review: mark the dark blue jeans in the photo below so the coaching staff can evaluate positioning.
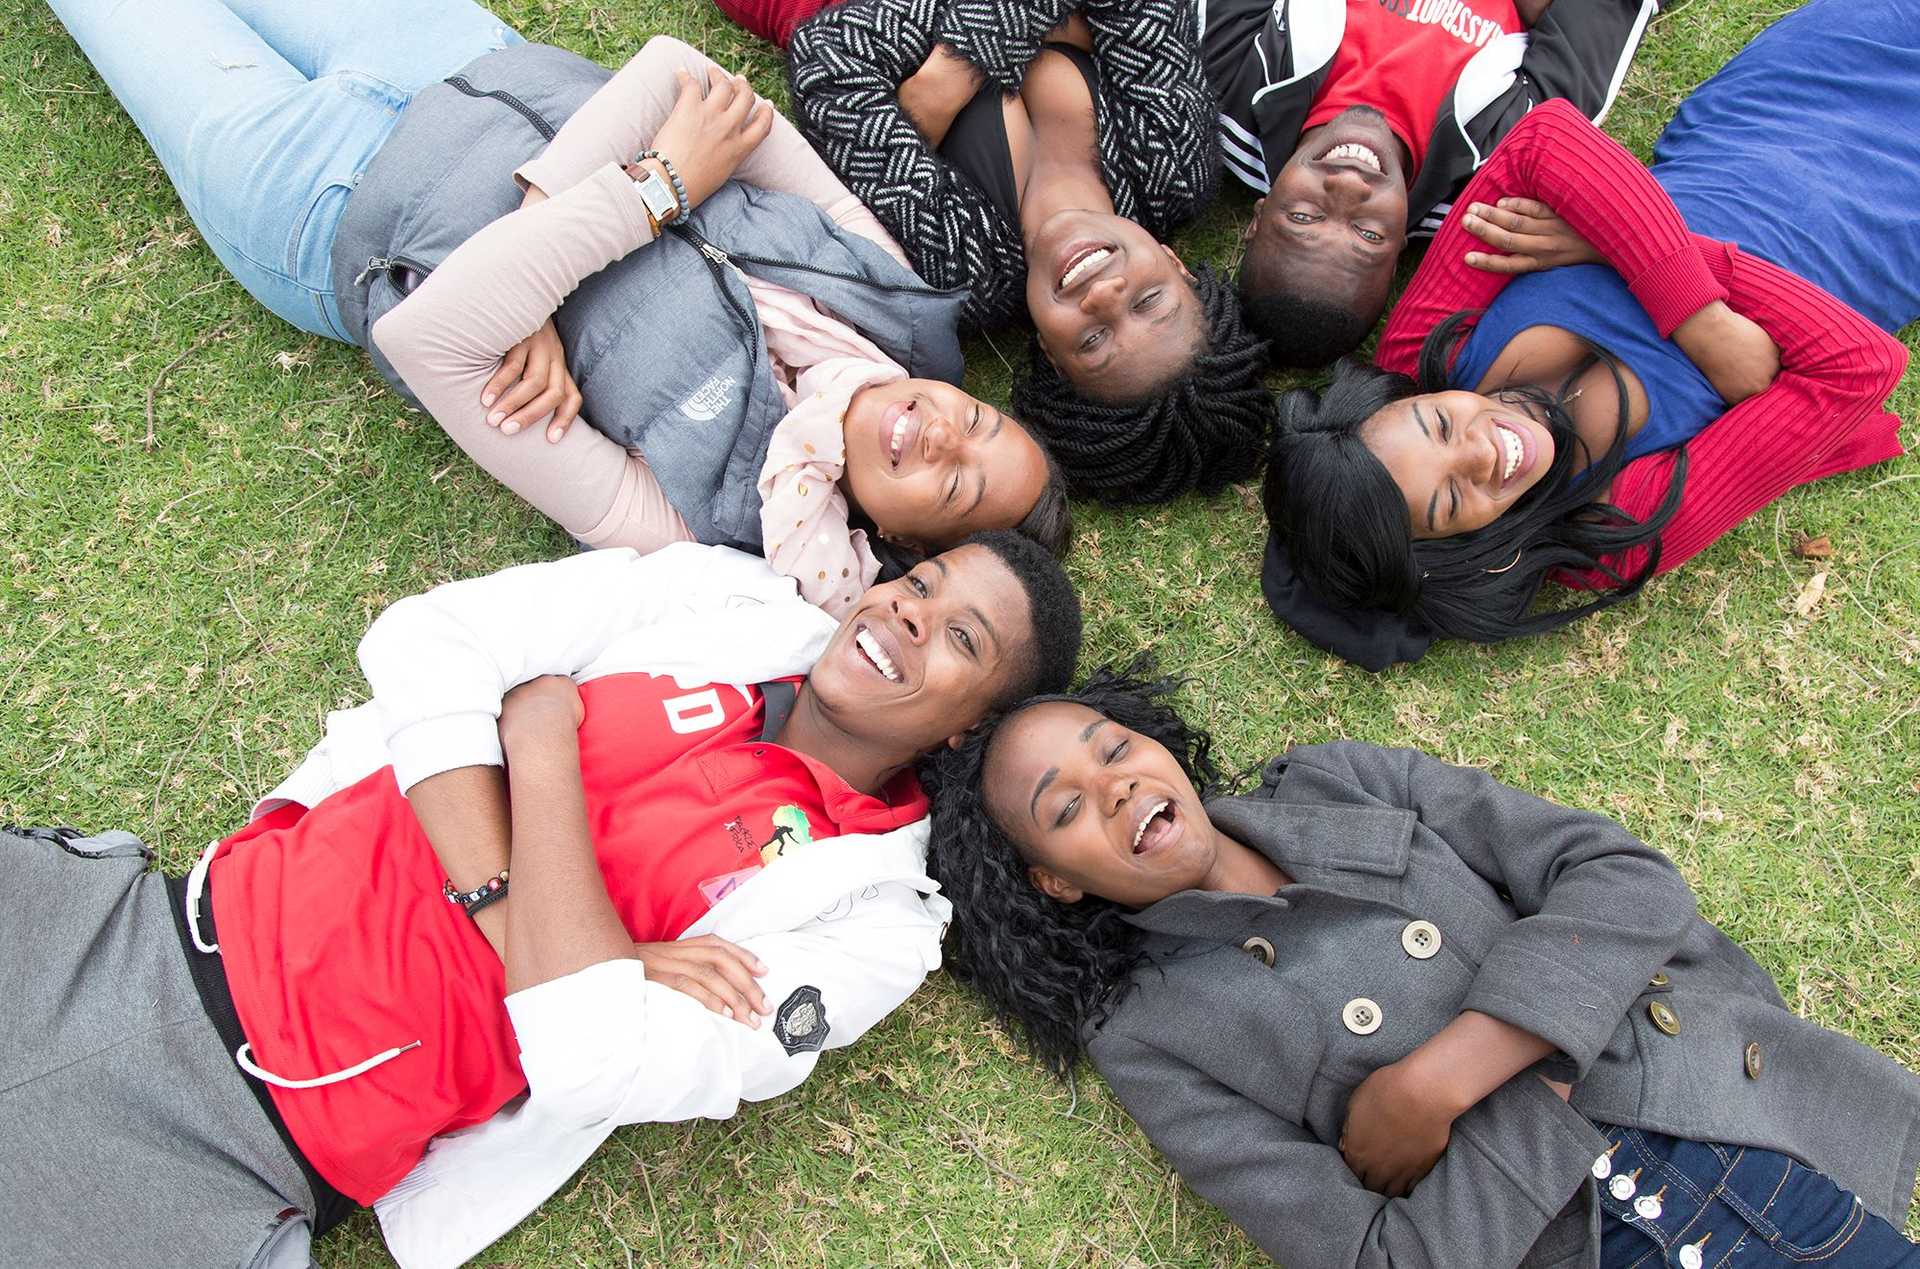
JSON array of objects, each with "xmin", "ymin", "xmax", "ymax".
[{"xmin": 1595, "ymin": 1126, "xmax": 1920, "ymax": 1267}]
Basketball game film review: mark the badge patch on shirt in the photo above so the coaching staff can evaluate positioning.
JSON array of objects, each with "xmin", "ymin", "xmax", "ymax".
[{"xmin": 773, "ymin": 985, "xmax": 829, "ymax": 1055}]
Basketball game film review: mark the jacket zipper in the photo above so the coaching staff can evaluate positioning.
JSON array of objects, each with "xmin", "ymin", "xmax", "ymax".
[
  {"xmin": 670, "ymin": 225, "xmax": 762, "ymax": 364},
  {"xmin": 352, "ymin": 252, "xmax": 435, "ymax": 291},
  {"xmin": 441, "ymin": 75, "xmax": 558, "ymax": 141}
]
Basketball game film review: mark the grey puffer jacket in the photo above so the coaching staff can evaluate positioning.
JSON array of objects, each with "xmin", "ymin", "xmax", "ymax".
[
  {"xmin": 329, "ymin": 43, "xmax": 966, "ymax": 551},
  {"xmin": 1088, "ymin": 741, "xmax": 1920, "ymax": 1269}
]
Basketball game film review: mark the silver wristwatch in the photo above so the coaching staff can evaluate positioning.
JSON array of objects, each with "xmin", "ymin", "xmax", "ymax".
[{"xmin": 632, "ymin": 166, "xmax": 678, "ymax": 230}]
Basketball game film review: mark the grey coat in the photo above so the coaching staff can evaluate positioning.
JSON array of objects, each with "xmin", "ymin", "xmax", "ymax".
[
  {"xmin": 1086, "ymin": 742, "xmax": 1920, "ymax": 1269},
  {"xmin": 329, "ymin": 44, "xmax": 966, "ymax": 550}
]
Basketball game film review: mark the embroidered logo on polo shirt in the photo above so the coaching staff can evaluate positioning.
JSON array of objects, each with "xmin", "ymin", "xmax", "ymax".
[{"xmin": 773, "ymin": 985, "xmax": 829, "ymax": 1055}]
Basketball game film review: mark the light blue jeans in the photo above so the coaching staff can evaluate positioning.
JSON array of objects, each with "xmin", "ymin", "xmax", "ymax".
[{"xmin": 47, "ymin": 0, "xmax": 523, "ymax": 341}]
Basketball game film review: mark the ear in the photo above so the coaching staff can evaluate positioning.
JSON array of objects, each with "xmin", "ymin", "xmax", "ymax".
[
  {"xmin": 944, "ymin": 730, "xmax": 969, "ymax": 751},
  {"xmin": 1027, "ymin": 863, "xmax": 1084, "ymax": 904},
  {"xmin": 1243, "ymin": 199, "xmax": 1265, "ymax": 243},
  {"xmin": 1158, "ymin": 243, "xmax": 1197, "ymax": 282}
]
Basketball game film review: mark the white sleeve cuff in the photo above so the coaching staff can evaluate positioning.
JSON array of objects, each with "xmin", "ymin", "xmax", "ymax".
[{"xmin": 389, "ymin": 711, "xmax": 505, "ymax": 794}]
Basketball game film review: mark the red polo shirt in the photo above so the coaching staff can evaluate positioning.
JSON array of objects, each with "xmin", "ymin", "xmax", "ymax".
[{"xmin": 209, "ymin": 672, "xmax": 926, "ymax": 1203}]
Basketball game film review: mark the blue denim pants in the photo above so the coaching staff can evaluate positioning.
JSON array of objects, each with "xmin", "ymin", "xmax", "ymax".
[
  {"xmin": 47, "ymin": 0, "xmax": 523, "ymax": 341},
  {"xmin": 1595, "ymin": 1126, "xmax": 1920, "ymax": 1267}
]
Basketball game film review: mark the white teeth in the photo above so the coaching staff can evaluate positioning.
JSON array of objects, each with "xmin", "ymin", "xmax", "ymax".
[
  {"xmin": 1499, "ymin": 425, "xmax": 1522, "ymax": 481},
  {"xmin": 855, "ymin": 628, "xmax": 901, "ymax": 683},
  {"xmin": 890, "ymin": 414, "xmax": 908, "ymax": 463},
  {"xmin": 1324, "ymin": 142, "xmax": 1383, "ymax": 173},
  {"xmin": 1059, "ymin": 247, "xmax": 1112, "ymax": 291},
  {"xmin": 1132, "ymin": 799, "xmax": 1170, "ymax": 851}
]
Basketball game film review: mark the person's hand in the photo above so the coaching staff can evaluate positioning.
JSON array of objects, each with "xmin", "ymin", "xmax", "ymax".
[
  {"xmin": 639, "ymin": 65, "xmax": 774, "ymax": 217},
  {"xmin": 632, "ymin": 934, "xmax": 770, "ymax": 1025},
  {"xmin": 1672, "ymin": 299, "xmax": 1781, "ymax": 404},
  {"xmin": 481, "ymin": 318, "xmax": 582, "ymax": 443},
  {"xmin": 499, "ymin": 675, "xmax": 584, "ymax": 748},
  {"xmin": 1461, "ymin": 197, "xmax": 1601, "ymax": 274},
  {"xmin": 898, "ymin": 42, "xmax": 984, "ymax": 145},
  {"xmin": 1339, "ymin": 1056, "xmax": 1463, "ymax": 1197}
]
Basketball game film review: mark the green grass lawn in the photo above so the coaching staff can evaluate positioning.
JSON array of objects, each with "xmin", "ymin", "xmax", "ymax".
[{"xmin": 3, "ymin": 0, "xmax": 1916, "ymax": 1262}]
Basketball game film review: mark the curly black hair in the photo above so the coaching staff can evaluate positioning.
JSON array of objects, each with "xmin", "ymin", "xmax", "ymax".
[
  {"xmin": 1010, "ymin": 266, "xmax": 1276, "ymax": 505},
  {"xmin": 920, "ymin": 656, "xmax": 1220, "ymax": 1075}
]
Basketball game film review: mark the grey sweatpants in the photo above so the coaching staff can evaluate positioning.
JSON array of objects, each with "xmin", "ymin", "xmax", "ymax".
[{"xmin": 0, "ymin": 828, "xmax": 317, "ymax": 1268}]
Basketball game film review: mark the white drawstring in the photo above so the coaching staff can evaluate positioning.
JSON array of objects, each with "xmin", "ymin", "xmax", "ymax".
[
  {"xmin": 184, "ymin": 840, "xmax": 221, "ymax": 953},
  {"xmin": 236, "ymin": 1040, "xmax": 422, "ymax": 1089},
  {"xmin": 188, "ymin": 838, "xmax": 424, "ymax": 1091}
]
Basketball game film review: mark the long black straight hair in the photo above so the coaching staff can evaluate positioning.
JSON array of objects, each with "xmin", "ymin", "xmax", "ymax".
[
  {"xmin": 1263, "ymin": 313, "xmax": 1688, "ymax": 644},
  {"xmin": 921, "ymin": 657, "xmax": 1221, "ymax": 1075}
]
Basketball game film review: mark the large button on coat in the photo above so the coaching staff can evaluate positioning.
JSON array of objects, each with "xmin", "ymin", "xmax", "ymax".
[{"xmin": 1401, "ymin": 919, "xmax": 1442, "ymax": 958}]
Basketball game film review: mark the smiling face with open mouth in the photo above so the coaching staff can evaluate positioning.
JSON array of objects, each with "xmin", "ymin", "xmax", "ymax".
[
  {"xmin": 984, "ymin": 702, "xmax": 1221, "ymax": 909},
  {"xmin": 1023, "ymin": 208, "xmax": 1206, "ymax": 403},
  {"xmin": 804, "ymin": 544, "xmax": 1035, "ymax": 758},
  {"xmin": 840, "ymin": 378, "xmax": 1050, "ymax": 550},
  {"xmin": 1360, "ymin": 389, "xmax": 1558, "ymax": 539}
]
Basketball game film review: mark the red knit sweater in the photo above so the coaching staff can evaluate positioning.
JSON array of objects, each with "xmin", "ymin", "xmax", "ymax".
[
  {"xmin": 711, "ymin": 0, "xmax": 834, "ymax": 46},
  {"xmin": 1377, "ymin": 100, "xmax": 1909, "ymax": 589}
]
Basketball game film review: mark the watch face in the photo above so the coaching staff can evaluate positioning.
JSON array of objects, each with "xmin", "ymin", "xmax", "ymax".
[{"xmin": 637, "ymin": 172, "xmax": 677, "ymax": 221}]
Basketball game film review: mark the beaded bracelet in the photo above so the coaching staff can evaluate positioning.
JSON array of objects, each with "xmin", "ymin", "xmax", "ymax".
[
  {"xmin": 444, "ymin": 868, "xmax": 509, "ymax": 918},
  {"xmin": 634, "ymin": 149, "xmax": 691, "ymax": 223}
]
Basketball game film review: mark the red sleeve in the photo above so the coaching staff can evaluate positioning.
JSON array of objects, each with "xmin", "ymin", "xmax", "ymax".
[
  {"xmin": 1377, "ymin": 99, "xmax": 1728, "ymax": 376},
  {"xmin": 710, "ymin": 0, "xmax": 835, "ymax": 46},
  {"xmin": 1557, "ymin": 239, "xmax": 1907, "ymax": 588}
]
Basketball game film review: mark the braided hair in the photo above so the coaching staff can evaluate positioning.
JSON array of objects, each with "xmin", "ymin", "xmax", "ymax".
[
  {"xmin": 1011, "ymin": 266, "xmax": 1276, "ymax": 505},
  {"xmin": 1263, "ymin": 316, "xmax": 1688, "ymax": 644},
  {"xmin": 920, "ymin": 656, "xmax": 1220, "ymax": 1075}
]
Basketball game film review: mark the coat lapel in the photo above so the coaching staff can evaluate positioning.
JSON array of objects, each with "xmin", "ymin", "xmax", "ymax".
[
  {"xmin": 1210, "ymin": 794, "xmax": 1414, "ymax": 887},
  {"xmin": 1124, "ymin": 795, "xmax": 1417, "ymax": 943}
]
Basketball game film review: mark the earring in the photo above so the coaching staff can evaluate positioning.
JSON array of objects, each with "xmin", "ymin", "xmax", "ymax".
[{"xmin": 1485, "ymin": 549, "xmax": 1523, "ymax": 575}]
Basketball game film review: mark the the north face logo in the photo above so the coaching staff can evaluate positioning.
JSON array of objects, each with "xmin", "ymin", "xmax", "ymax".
[{"xmin": 680, "ymin": 374, "xmax": 738, "ymax": 422}]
